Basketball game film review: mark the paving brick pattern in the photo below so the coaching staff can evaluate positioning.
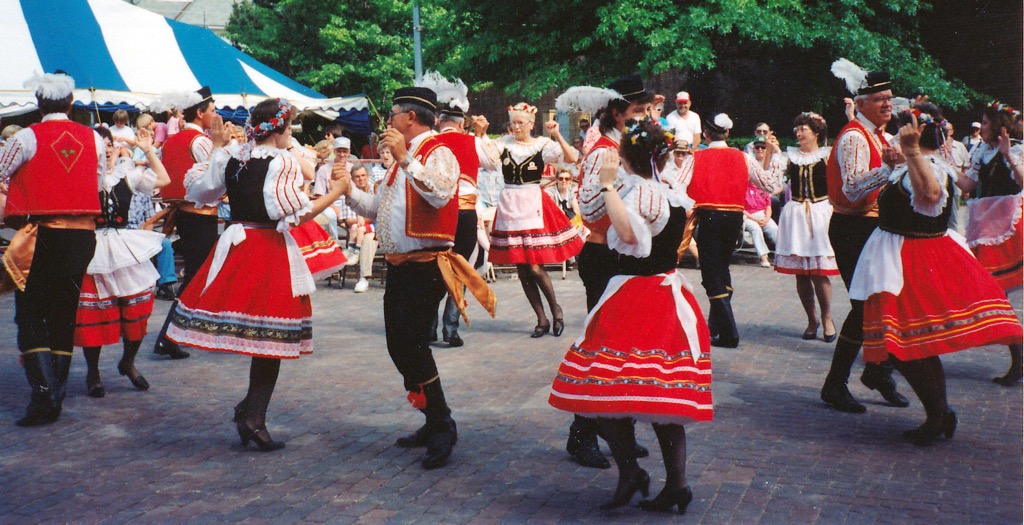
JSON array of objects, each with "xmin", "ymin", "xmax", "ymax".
[{"xmin": 0, "ymin": 263, "xmax": 1020, "ymax": 524}]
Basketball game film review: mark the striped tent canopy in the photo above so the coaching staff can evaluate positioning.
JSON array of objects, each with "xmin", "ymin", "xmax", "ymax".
[{"xmin": 1, "ymin": 0, "xmax": 370, "ymax": 133}]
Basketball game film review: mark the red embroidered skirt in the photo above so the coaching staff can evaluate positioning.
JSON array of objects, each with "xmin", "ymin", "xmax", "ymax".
[
  {"xmin": 289, "ymin": 220, "xmax": 347, "ymax": 279},
  {"xmin": 167, "ymin": 228, "xmax": 313, "ymax": 359},
  {"xmin": 972, "ymin": 212, "xmax": 1023, "ymax": 292},
  {"xmin": 549, "ymin": 271, "xmax": 713, "ymax": 424},
  {"xmin": 489, "ymin": 191, "xmax": 583, "ymax": 265},
  {"xmin": 74, "ymin": 275, "xmax": 155, "ymax": 347},
  {"xmin": 862, "ymin": 235, "xmax": 1023, "ymax": 363}
]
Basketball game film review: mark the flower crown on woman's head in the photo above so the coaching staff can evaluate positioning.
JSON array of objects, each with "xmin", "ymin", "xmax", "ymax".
[
  {"xmin": 799, "ymin": 111, "xmax": 826, "ymax": 125},
  {"xmin": 988, "ymin": 100, "xmax": 1022, "ymax": 121},
  {"xmin": 626, "ymin": 117, "xmax": 675, "ymax": 160},
  {"xmin": 245, "ymin": 98, "xmax": 295, "ymax": 142},
  {"xmin": 898, "ymin": 107, "xmax": 943, "ymax": 126},
  {"xmin": 507, "ymin": 102, "xmax": 538, "ymax": 115}
]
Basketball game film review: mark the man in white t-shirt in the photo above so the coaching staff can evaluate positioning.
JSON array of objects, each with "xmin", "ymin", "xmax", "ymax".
[{"xmin": 664, "ymin": 91, "xmax": 702, "ymax": 147}]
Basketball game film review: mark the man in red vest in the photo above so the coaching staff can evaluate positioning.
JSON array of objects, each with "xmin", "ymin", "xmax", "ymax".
[
  {"xmin": 340, "ymin": 87, "xmax": 495, "ymax": 470},
  {"xmin": 429, "ymin": 86, "xmax": 482, "ymax": 348},
  {"xmin": 0, "ymin": 72, "xmax": 103, "ymax": 426},
  {"xmin": 685, "ymin": 113, "xmax": 782, "ymax": 348},
  {"xmin": 820, "ymin": 70, "xmax": 909, "ymax": 413},
  {"xmin": 151, "ymin": 86, "xmax": 226, "ymax": 360}
]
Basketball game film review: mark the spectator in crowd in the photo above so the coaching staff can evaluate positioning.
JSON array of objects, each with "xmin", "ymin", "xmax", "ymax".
[
  {"xmin": 648, "ymin": 95, "xmax": 669, "ymax": 127},
  {"xmin": 665, "ymin": 91, "xmax": 701, "ymax": 147},
  {"xmin": 944, "ymin": 121, "xmax": 970, "ymax": 171},
  {"xmin": 578, "ymin": 118, "xmax": 590, "ymax": 141},
  {"xmin": 743, "ymin": 137, "xmax": 779, "ymax": 268},
  {"xmin": 964, "ymin": 121, "xmax": 983, "ymax": 155},
  {"xmin": 110, "ymin": 109, "xmax": 136, "ymax": 149},
  {"xmin": 131, "ymin": 114, "xmax": 157, "ymax": 167},
  {"xmin": 311, "ymin": 137, "xmax": 354, "ymax": 241},
  {"xmin": 166, "ymin": 107, "xmax": 183, "ymax": 135},
  {"xmin": 660, "ymin": 139, "xmax": 699, "ymax": 266},
  {"xmin": 348, "ymin": 163, "xmax": 379, "ymax": 293},
  {"xmin": 369, "ymin": 146, "xmax": 393, "ymax": 187},
  {"xmin": 743, "ymin": 122, "xmax": 772, "ymax": 154}
]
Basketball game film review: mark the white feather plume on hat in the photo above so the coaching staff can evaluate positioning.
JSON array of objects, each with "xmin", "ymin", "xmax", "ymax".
[
  {"xmin": 24, "ymin": 72, "xmax": 75, "ymax": 101},
  {"xmin": 830, "ymin": 58, "xmax": 867, "ymax": 95},
  {"xmin": 713, "ymin": 113, "xmax": 733, "ymax": 131},
  {"xmin": 416, "ymin": 71, "xmax": 469, "ymax": 113},
  {"xmin": 555, "ymin": 86, "xmax": 625, "ymax": 115},
  {"xmin": 151, "ymin": 90, "xmax": 202, "ymax": 113}
]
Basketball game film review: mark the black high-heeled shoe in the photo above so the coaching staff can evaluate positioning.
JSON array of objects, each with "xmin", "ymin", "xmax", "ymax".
[
  {"xmin": 902, "ymin": 410, "xmax": 957, "ymax": 446},
  {"xmin": 117, "ymin": 361, "xmax": 149, "ymax": 390},
  {"xmin": 993, "ymin": 369, "xmax": 1023, "ymax": 386},
  {"xmin": 600, "ymin": 469, "xmax": 650, "ymax": 510},
  {"xmin": 237, "ymin": 421, "xmax": 286, "ymax": 452},
  {"xmin": 552, "ymin": 318, "xmax": 565, "ymax": 337},
  {"xmin": 232, "ymin": 401, "xmax": 247, "ymax": 423},
  {"xmin": 531, "ymin": 323, "xmax": 550, "ymax": 338},
  {"xmin": 86, "ymin": 371, "xmax": 106, "ymax": 398},
  {"xmin": 639, "ymin": 486, "xmax": 693, "ymax": 514}
]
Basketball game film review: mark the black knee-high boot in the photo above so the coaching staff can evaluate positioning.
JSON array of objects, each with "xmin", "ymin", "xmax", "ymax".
[
  {"xmin": 51, "ymin": 350, "xmax": 73, "ymax": 416},
  {"xmin": 891, "ymin": 356, "xmax": 956, "ymax": 445},
  {"xmin": 16, "ymin": 349, "xmax": 59, "ymax": 427},
  {"xmin": 994, "ymin": 343, "xmax": 1023, "ymax": 386},
  {"xmin": 421, "ymin": 378, "xmax": 457, "ymax": 469},
  {"xmin": 153, "ymin": 301, "xmax": 190, "ymax": 359},
  {"xmin": 708, "ymin": 297, "xmax": 738, "ymax": 348},
  {"xmin": 567, "ymin": 415, "xmax": 610, "ymax": 469}
]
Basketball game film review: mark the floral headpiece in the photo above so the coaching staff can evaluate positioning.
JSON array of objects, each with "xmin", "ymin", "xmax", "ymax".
[
  {"xmin": 898, "ymin": 107, "xmax": 937, "ymax": 126},
  {"xmin": 245, "ymin": 98, "xmax": 294, "ymax": 142},
  {"xmin": 625, "ymin": 117, "xmax": 674, "ymax": 179},
  {"xmin": 507, "ymin": 102, "xmax": 538, "ymax": 118},
  {"xmin": 799, "ymin": 111, "xmax": 826, "ymax": 125},
  {"xmin": 988, "ymin": 100, "xmax": 1022, "ymax": 121}
]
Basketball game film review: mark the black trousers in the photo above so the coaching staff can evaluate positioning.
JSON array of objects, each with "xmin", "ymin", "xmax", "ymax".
[
  {"xmin": 385, "ymin": 258, "xmax": 449, "ymax": 391},
  {"xmin": 829, "ymin": 213, "xmax": 879, "ymax": 291},
  {"xmin": 453, "ymin": 209, "xmax": 479, "ymax": 263},
  {"xmin": 175, "ymin": 210, "xmax": 220, "ymax": 292},
  {"xmin": 577, "ymin": 242, "xmax": 619, "ymax": 312},
  {"xmin": 695, "ymin": 209, "xmax": 742, "ymax": 299},
  {"xmin": 14, "ymin": 227, "xmax": 96, "ymax": 353}
]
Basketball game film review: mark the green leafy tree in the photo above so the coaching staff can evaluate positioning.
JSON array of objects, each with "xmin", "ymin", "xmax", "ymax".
[
  {"xmin": 225, "ymin": 0, "xmax": 458, "ymax": 118},
  {"xmin": 443, "ymin": 0, "xmax": 979, "ymax": 108}
]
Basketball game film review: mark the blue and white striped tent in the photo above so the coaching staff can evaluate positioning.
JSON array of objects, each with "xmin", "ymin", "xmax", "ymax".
[{"xmin": 1, "ymin": 0, "xmax": 370, "ymax": 133}]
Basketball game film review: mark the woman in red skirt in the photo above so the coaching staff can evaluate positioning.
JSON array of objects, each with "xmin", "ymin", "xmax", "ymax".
[
  {"xmin": 958, "ymin": 101, "xmax": 1023, "ymax": 385},
  {"xmin": 167, "ymin": 99, "xmax": 347, "ymax": 451},
  {"xmin": 483, "ymin": 103, "xmax": 583, "ymax": 337},
  {"xmin": 550, "ymin": 118, "xmax": 711, "ymax": 513},
  {"xmin": 848, "ymin": 104, "xmax": 1023, "ymax": 445},
  {"xmin": 75, "ymin": 126, "xmax": 170, "ymax": 398}
]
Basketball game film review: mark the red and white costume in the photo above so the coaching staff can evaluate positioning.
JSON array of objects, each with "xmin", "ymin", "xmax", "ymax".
[
  {"xmin": 848, "ymin": 155, "xmax": 1023, "ymax": 363},
  {"xmin": 167, "ymin": 144, "xmax": 337, "ymax": 359},
  {"xmin": 550, "ymin": 176, "xmax": 713, "ymax": 424},
  {"xmin": 74, "ymin": 158, "xmax": 164, "ymax": 346},
  {"xmin": 964, "ymin": 142, "xmax": 1023, "ymax": 291},
  {"xmin": 483, "ymin": 135, "xmax": 583, "ymax": 264}
]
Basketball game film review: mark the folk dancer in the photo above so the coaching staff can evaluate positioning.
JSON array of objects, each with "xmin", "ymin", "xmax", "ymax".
[
  {"xmin": 341, "ymin": 87, "xmax": 496, "ymax": 469},
  {"xmin": 0, "ymin": 72, "xmax": 103, "ymax": 426},
  {"xmin": 820, "ymin": 61, "xmax": 909, "ymax": 413}
]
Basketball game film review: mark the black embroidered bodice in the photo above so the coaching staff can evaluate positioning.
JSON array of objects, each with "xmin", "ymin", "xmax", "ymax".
[
  {"xmin": 617, "ymin": 205, "xmax": 686, "ymax": 276},
  {"xmin": 977, "ymin": 152, "xmax": 1023, "ymax": 198},
  {"xmin": 787, "ymin": 158, "xmax": 829, "ymax": 202},
  {"xmin": 96, "ymin": 177, "xmax": 133, "ymax": 228},
  {"xmin": 501, "ymin": 149, "xmax": 545, "ymax": 185},
  {"xmin": 225, "ymin": 157, "xmax": 274, "ymax": 223},
  {"xmin": 877, "ymin": 174, "xmax": 954, "ymax": 238}
]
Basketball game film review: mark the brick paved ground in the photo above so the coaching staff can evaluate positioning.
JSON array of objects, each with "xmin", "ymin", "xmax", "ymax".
[{"xmin": 0, "ymin": 262, "xmax": 1020, "ymax": 524}]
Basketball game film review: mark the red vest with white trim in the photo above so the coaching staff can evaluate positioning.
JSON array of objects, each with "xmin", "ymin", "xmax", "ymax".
[
  {"xmin": 4, "ymin": 120, "xmax": 100, "ymax": 218},
  {"xmin": 385, "ymin": 136, "xmax": 459, "ymax": 241},
  {"xmin": 827, "ymin": 120, "xmax": 883, "ymax": 217},
  {"xmin": 160, "ymin": 128, "xmax": 204, "ymax": 200},
  {"xmin": 688, "ymin": 147, "xmax": 748, "ymax": 211},
  {"xmin": 580, "ymin": 135, "xmax": 619, "ymax": 234},
  {"xmin": 434, "ymin": 131, "xmax": 479, "ymax": 210}
]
